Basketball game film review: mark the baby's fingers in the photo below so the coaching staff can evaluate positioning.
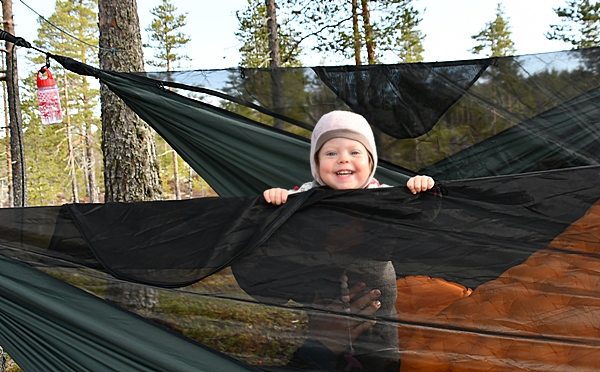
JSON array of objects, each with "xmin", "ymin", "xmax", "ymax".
[
  {"xmin": 263, "ymin": 188, "xmax": 288, "ymax": 205},
  {"xmin": 407, "ymin": 175, "xmax": 435, "ymax": 194}
]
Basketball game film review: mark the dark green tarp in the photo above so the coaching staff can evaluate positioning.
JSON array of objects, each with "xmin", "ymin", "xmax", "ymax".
[
  {"xmin": 0, "ymin": 46, "xmax": 599, "ymax": 371},
  {"xmin": 0, "ymin": 253, "xmax": 258, "ymax": 372}
]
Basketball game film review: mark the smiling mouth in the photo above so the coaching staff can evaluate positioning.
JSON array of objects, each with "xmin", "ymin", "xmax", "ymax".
[{"xmin": 336, "ymin": 171, "xmax": 354, "ymax": 176}]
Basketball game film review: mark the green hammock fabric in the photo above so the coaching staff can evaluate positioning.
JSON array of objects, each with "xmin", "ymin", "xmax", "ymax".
[
  {"xmin": 0, "ymin": 253, "xmax": 257, "ymax": 372},
  {"xmin": 53, "ymin": 55, "xmax": 410, "ymax": 197},
  {"xmin": 422, "ymin": 85, "xmax": 600, "ymax": 178},
  {"xmin": 0, "ymin": 48, "xmax": 591, "ymax": 372}
]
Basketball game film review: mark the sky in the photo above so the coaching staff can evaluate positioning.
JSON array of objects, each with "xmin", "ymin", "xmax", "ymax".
[{"xmin": 10, "ymin": 0, "xmax": 571, "ymax": 72}]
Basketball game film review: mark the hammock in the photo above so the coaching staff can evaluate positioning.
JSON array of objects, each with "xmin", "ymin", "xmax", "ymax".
[{"xmin": 0, "ymin": 47, "xmax": 599, "ymax": 371}]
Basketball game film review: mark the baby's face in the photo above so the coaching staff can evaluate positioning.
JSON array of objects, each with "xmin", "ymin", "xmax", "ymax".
[{"xmin": 317, "ymin": 137, "xmax": 371, "ymax": 190}]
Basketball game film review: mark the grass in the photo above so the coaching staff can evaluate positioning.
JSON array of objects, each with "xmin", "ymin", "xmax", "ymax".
[
  {"xmin": 154, "ymin": 268, "xmax": 309, "ymax": 366},
  {"xmin": 3, "ymin": 352, "xmax": 22, "ymax": 372},
  {"xmin": 38, "ymin": 266, "xmax": 309, "ymax": 368}
]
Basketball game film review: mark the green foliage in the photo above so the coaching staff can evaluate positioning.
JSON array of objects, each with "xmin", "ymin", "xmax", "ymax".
[
  {"xmin": 32, "ymin": 0, "xmax": 98, "ymax": 63},
  {"xmin": 23, "ymin": 0, "xmax": 101, "ymax": 205},
  {"xmin": 380, "ymin": 58, "xmax": 600, "ymax": 173},
  {"xmin": 155, "ymin": 134, "xmax": 215, "ymax": 199},
  {"xmin": 546, "ymin": 0, "xmax": 600, "ymax": 48},
  {"xmin": 470, "ymin": 3, "xmax": 516, "ymax": 57},
  {"xmin": 390, "ymin": 4, "xmax": 426, "ymax": 62},
  {"xmin": 280, "ymin": 0, "xmax": 425, "ymax": 64},
  {"xmin": 144, "ymin": 0, "xmax": 191, "ymax": 70},
  {"xmin": 3, "ymin": 352, "xmax": 23, "ymax": 372},
  {"xmin": 21, "ymin": 74, "xmax": 71, "ymax": 205},
  {"xmin": 235, "ymin": 0, "xmax": 302, "ymax": 67},
  {"xmin": 144, "ymin": 0, "xmax": 210, "ymax": 199},
  {"xmin": 218, "ymin": 67, "xmax": 334, "ymax": 138}
]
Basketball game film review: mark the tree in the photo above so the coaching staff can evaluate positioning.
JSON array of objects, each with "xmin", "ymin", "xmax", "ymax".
[
  {"xmin": 1, "ymin": 43, "xmax": 13, "ymax": 206},
  {"xmin": 390, "ymin": 4, "xmax": 425, "ymax": 62},
  {"xmin": 470, "ymin": 3, "xmax": 516, "ymax": 57},
  {"xmin": 236, "ymin": 0, "xmax": 302, "ymax": 68},
  {"xmin": 98, "ymin": 0, "xmax": 161, "ymax": 315},
  {"xmin": 144, "ymin": 0, "xmax": 190, "ymax": 199},
  {"xmin": 234, "ymin": 0, "xmax": 304, "ymax": 132},
  {"xmin": 2, "ymin": 0, "xmax": 27, "ymax": 207},
  {"xmin": 546, "ymin": 0, "xmax": 600, "ymax": 48},
  {"xmin": 32, "ymin": 0, "xmax": 101, "ymax": 204},
  {"xmin": 98, "ymin": 0, "xmax": 162, "ymax": 203},
  {"xmin": 281, "ymin": 0, "xmax": 425, "ymax": 64},
  {"xmin": 19, "ymin": 73, "xmax": 72, "ymax": 206},
  {"xmin": 265, "ymin": 0, "xmax": 285, "ymax": 129},
  {"xmin": 144, "ymin": 0, "xmax": 190, "ymax": 71}
]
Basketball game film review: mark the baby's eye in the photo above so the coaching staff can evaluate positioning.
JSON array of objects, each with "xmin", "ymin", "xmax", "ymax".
[
  {"xmin": 325, "ymin": 151, "xmax": 337, "ymax": 156},
  {"xmin": 351, "ymin": 150, "xmax": 361, "ymax": 155}
]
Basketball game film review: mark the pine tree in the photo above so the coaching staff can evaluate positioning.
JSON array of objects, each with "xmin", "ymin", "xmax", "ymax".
[
  {"xmin": 230, "ymin": 0, "xmax": 308, "ymax": 134},
  {"xmin": 98, "ymin": 0, "xmax": 162, "ymax": 203},
  {"xmin": 235, "ymin": 0, "xmax": 302, "ymax": 68},
  {"xmin": 144, "ymin": 0, "xmax": 190, "ymax": 71},
  {"xmin": 0, "ymin": 59, "xmax": 13, "ymax": 206},
  {"xmin": 30, "ymin": 0, "xmax": 101, "ymax": 204},
  {"xmin": 20, "ymin": 73, "xmax": 71, "ymax": 206},
  {"xmin": 388, "ymin": 3, "xmax": 425, "ymax": 62},
  {"xmin": 144, "ymin": 0, "xmax": 190, "ymax": 200},
  {"xmin": 98, "ymin": 0, "xmax": 161, "ymax": 316},
  {"xmin": 546, "ymin": 0, "xmax": 600, "ymax": 48},
  {"xmin": 2, "ymin": 0, "xmax": 27, "ymax": 206},
  {"xmin": 470, "ymin": 3, "xmax": 516, "ymax": 57},
  {"xmin": 280, "ymin": 0, "xmax": 425, "ymax": 64}
]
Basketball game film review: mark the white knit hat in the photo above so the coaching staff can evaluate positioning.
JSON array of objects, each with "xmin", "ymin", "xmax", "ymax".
[{"xmin": 310, "ymin": 111, "xmax": 377, "ymax": 188}]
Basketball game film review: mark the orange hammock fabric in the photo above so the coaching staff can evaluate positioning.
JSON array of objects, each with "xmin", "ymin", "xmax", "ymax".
[{"xmin": 395, "ymin": 199, "xmax": 600, "ymax": 371}]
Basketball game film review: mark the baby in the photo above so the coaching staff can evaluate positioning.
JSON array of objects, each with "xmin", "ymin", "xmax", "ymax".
[
  {"xmin": 263, "ymin": 110, "xmax": 435, "ymax": 371},
  {"xmin": 264, "ymin": 110, "xmax": 434, "ymax": 205}
]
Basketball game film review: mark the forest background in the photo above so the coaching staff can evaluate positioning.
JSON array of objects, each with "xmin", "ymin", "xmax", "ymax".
[{"xmin": 0, "ymin": 0, "xmax": 597, "ymax": 207}]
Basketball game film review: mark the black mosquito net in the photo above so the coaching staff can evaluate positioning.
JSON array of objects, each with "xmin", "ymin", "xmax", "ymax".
[{"xmin": 0, "ymin": 47, "xmax": 599, "ymax": 372}]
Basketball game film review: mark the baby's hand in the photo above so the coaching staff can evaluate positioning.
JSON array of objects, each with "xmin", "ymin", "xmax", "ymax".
[
  {"xmin": 263, "ymin": 188, "xmax": 289, "ymax": 205},
  {"xmin": 406, "ymin": 175, "xmax": 435, "ymax": 194}
]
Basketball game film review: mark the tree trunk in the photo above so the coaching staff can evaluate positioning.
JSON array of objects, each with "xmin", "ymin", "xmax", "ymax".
[
  {"xmin": 361, "ymin": 0, "xmax": 376, "ymax": 64},
  {"xmin": 2, "ymin": 0, "xmax": 27, "ymax": 207},
  {"xmin": 2, "ymin": 73, "xmax": 13, "ymax": 207},
  {"xmin": 79, "ymin": 33, "xmax": 98, "ymax": 203},
  {"xmin": 63, "ymin": 70, "xmax": 79, "ymax": 203},
  {"xmin": 266, "ymin": 0, "xmax": 281, "ymax": 67},
  {"xmin": 352, "ymin": 0, "xmax": 362, "ymax": 65},
  {"xmin": 265, "ymin": 0, "xmax": 285, "ymax": 130},
  {"xmin": 98, "ymin": 0, "xmax": 160, "ymax": 315},
  {"xmin": 188, "ymin": 164, "xmax": 193, "ymax": 199},
  {"xmin": 98, "ymin": 0, "xmax": 162, "ymax": 203},
  {"xmin": 85, "ymin": 121, "xmax": 98, "ymax": 203},
  {"xmin": 172, "ymin": 150, "xmax": 181, "ymax": 200}
]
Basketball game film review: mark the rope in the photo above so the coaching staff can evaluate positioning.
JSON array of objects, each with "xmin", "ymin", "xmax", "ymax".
[{"xmin": 18, "ymin": 0, "xmax": 123, "ymax": 55}]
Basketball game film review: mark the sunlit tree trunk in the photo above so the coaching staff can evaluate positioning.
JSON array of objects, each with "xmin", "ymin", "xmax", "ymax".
[
  {"xmin": 84, "ymin": 122, "xmax": 98, "ymax": 202},
  {"xmin": 2, "ymin": 0, "xmax": 26, "ymax": 207},
  {"xmin": 63, "ymin": 70, "xmax": 79, "ymax": 203},
  {"xmin": 266, "ymin": 0, "xmax": 285, "ymax": 130},
  {"xmin": 98, "ymin": 0, "xmax": 162, "ymax": 203},
  {"xmin": 98, "ymin": 0, "xmax": 161, "ymax": 315},
  {"xmin": 361, "ymin": 0, "xmax": 376, "ymax": 64},
  {"xmin": 352, "ymin": 0, "xmax": 362, "ymax": 65},
  {"xmin": 1, "ymin": 70, "xmax": 13, "ymax": 207}
]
